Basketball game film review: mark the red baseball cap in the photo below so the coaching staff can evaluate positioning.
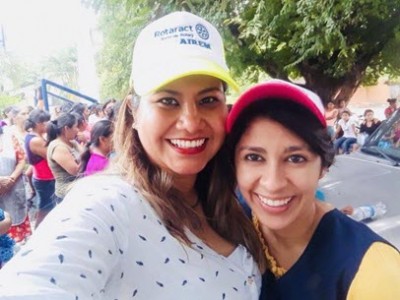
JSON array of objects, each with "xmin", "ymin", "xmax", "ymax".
[{"xmin": 226, "ymin": 80, "xmax": 326, "ymax": 132}]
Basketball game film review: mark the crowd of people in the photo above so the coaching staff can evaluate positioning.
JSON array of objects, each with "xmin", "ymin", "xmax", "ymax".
[
  {"xmin": 0, "ymin": 10, "xmax": 399, "ymax": 300},
  {"xmin": 0, "ymin": 100, "xmax": 119, "ymax": 265},
  {"xmin": 325, "ymin": 97, "xmax": 398, "ymax": 155}
]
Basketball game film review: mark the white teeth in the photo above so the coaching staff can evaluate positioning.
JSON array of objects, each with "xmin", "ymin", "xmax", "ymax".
[
  {"xmin": 258, "ymin": 195, "xmax": 292, "ymax": 207},
  {"xmin": 170, "ymin": 139, "xmax": 205, "ymax": 149}
]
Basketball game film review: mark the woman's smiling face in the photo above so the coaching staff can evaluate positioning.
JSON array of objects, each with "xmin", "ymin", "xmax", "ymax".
[
  {"xmin": 134, "ymin": 75, "xmax": 227, "ymax": 178},
  {"xmin": 235, "ymin": 117, "xmax": 323, "ymax": 231}
]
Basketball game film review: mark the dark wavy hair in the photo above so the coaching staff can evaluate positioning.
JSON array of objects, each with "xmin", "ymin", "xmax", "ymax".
[{"xmin": 112, "ymin": 95, "xmax": 266, "ymax": 270}]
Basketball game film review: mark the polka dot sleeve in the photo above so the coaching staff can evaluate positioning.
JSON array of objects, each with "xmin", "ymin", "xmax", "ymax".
[{"xmin": 0, "ymin": 175, "xmax": 132, "ymax": 299}]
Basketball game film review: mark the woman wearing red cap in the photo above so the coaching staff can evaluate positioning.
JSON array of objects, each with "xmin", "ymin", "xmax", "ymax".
[
  {"xmin": 227, "ymin": 80, "xmax": 400, "ymax": 299},
  {"xmin": 0, "ymin": 11, "xmax": 264, "ymax": 299}
]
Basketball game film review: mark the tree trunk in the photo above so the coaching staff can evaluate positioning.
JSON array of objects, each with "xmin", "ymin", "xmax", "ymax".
[{"xmin": 299, "ymin": 62, "xmax": 365, "ymax": 107}]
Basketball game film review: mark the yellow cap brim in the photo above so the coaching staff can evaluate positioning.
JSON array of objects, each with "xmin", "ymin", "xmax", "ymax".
[{"xmin": 133, "ymin": 58, "xmax": 239, "ymax": 96}]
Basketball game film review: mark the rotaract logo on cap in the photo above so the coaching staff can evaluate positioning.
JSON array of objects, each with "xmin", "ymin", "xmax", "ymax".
[{"xmin": 195, "ymin": 23, "xmax": 209, "ymax": 40}]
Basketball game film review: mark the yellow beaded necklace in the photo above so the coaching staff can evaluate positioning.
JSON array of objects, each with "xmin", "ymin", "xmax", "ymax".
[{"xmin": 253, "ymin": 215, "xmax": 286, "ymax": 278}]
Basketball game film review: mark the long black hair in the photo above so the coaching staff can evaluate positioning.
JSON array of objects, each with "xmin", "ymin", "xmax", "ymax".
[
  {"xmin": 79, "ymin": 120, "xmax": 113, "ymax": 174},
  {"xmin": 46, "ymin": 113, "xmax": 78, "ymax": 146},
  {"xmin": 25, "ymin": 109, "xmax": 51, "ymax": 131}
]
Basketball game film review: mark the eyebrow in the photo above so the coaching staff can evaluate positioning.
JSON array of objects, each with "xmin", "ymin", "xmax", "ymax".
[
  {"xmin": 284, "ymin": 145, "xmax": 311, "ymax": 153},
  {"xmin": 155, "ymin": 86, "xmax": 224, "ymax": 96},
  {"xmin": 237, "ymin": 144, "xmax": 310, "ymax": 153},
  {"xmin": 237, "ymin": 146, "xmax": 266, "ymax": 153}
]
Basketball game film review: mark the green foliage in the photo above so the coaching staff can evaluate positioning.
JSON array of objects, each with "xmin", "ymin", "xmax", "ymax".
[
  {"xmin": 39, "ymin": 47, "xmax": 79, "ymax": 89},
  {"xmin": 0, "ymin": 94, "xmax": 20, "ymax": 112},
  {"xmin": 0, "ymin": 52, "xmax": 34, "ymax": 88},
  {"xmin": 227, "ymin": 0, "xmax": 400, "ymax": 102},
  {"xmin": 89, "ymin": 0, "xmax": 400, "ymax": 103},
  {"xmin": 0, "ymin": 47, "xmax": 78, "ymax": 99}
]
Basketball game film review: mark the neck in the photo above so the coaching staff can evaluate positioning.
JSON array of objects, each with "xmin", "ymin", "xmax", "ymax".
[
  {"xmin": 173, "ymin": 174, "xmax": 198, "ymax": 207},
  {"xmin": 259, "ymin": 201, "xmax": 331, "ymax": 270},
  {"xmin": 91, "ymin": 146, "xmax": 107, "ymax": 157},
  {"xmin": 32, "ymin": 128, "xmax": 43, "ymax": 136},
  {"xmin": 59, "ymin": 135, "xmax": 72, "ymax": 147},
  {"xmin": 262, "ymin": 201, "xmax": 325, "ymax": 249},
  {"xmin": 15, "ymin": 124, "xmax": 25, "ymax": 135}
]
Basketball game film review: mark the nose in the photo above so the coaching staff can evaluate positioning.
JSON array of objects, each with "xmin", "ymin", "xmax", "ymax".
[
  {"xmin": 176, "ymin": 103, "xmax": 204, "ymax": 133},
  {"xmin": 259, "ymin": 162, "xmax": 287, "ymax": 192}
]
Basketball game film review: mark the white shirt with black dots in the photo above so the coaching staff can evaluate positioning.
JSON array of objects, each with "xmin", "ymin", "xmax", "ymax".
[{"xmin": 0, "ymin": 175, "xmax": 261, "ymax": 300}]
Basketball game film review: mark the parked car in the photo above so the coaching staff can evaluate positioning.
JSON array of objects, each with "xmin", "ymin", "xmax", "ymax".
[{"xmin": 320, "ymin": 108, "xmax": 400, "ymax": 248}]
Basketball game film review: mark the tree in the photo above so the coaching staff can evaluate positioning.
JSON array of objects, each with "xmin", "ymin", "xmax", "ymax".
[
  {"xmin": 0, "ymin": 47, "xmax": 79, "ymax": 103},
  {"xmin": 227, "ymin": 0, "xmax": 400, "ymax": 105},
  {"xmin": 39, "ymin": 47, "xmax": 79, "ymax": 90},
  {"xmin": 0, "ymin": 51, "xmax": 33, "ymax": 90},
  {"xmin": 88, "ymin": 0, "xmax": 400, "ymax": 105}
]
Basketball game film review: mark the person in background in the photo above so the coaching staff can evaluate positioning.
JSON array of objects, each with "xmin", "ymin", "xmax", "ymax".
[
  {"xmin": 72, "ymin": 113, "xmax": 90, "ymax": 146},
  {"xmin": 24, "ymin": 109, "xmax": 55, "ymax": 228},
  {"xmin": 324, "ymin": 101, "xmax": 338, "ymax": 139},
  {"xmin": 69, "ymin": 103, "xmax": 90, "ymax": 121},
  {"xmin": 0, "ymin": 106, "xmax": 17, "ymax": 129},
  {"xmin": 359, "ymin": 109, "xmax": 381, "ymax": 142},
  {"xmin": 337, "ymin": 99, "xmax": 347, "ymax": 117},
  {"xmin": 60, "ymin": 102, "xmax": 74, "ymax": 114},
  {"xmin": 0, "ymin": 123, "xmax": 32, "ymax": 244},
  {"xmin": 227, "ymin": 79, "xmax": 400, "ymax": 300},
  {"xmin": 46, "ymin": 113, "xmax": 81, "ymax": 203},
  {"xmin": 333, "ymin": 109, "xmax": 357, "ymax": 154},
  {"xmin": 88, "ymin": 104, "xmax": 105, "ymax": 126},
  {"xmin": 384, "ymin": 98, "xmax": 397, "ymax": 119},
  {"xmin": 0, "ymin": 208, "xmax": 14, "ymax": 269},
  {"xmin": 51, "ymin": 105, "xmax": 62, "ymax": 120},
  {"xmin": 0, "ymin": 12, "xmax": 264, "ymax": 299},
  {"xmin": 102, "ymin": 98, "xmax": 117, "ymax": 120},
  {"xmin": 106, "ymin": 100, "xmax": 122, "ymax": 123},
  {"xmin": 80, "ymin": 119, "xmax": 114, "ymax": 176}
]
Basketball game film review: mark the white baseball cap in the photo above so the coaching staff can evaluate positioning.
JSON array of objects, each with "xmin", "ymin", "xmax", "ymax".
[{"xmin": 131, "ymin": 11, "xmax": 239, "ymax": 96}]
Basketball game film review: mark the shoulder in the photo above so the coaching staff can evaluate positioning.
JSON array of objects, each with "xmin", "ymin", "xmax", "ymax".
[
  {"xmin": 314, "ymin": 210, "xmax": 387, "ymax": 257},
  {"xmin": 64, "ymin": 175, "xmax": 145, "ymax": 222},
  {"xmin": 46, "ymin": 175, "xmax": 146, "ymax": 243},
  {"xmin": 347, "ymin": 242, "xmax": 400, "ymax": 299},
  {"xmin": 66, "ymin": 175, "xmax": 140, "ymax": 209}
]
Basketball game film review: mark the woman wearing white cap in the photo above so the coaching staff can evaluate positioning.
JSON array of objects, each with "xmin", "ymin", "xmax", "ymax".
[
  {"xmin": 226, "ymin": 80, "xmax": 400, "ymax": 299},
  {"xmin": 0, "ymin": 11, "xmax": 264, "ymax": 299}
]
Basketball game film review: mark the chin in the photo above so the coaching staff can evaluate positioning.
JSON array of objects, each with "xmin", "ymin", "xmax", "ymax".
[
  {"xmin": 170, "ymin": 164, "xmax": 207, "ymax": 176},
  {"xmin": 255, "ymin": 209, "xmax": 294, "ymax": 232}
]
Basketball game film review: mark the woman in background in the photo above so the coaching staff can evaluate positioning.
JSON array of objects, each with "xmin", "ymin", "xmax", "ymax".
[
  {"xmin": 0, "ymin": 123, "xmax": 32, "ymax": 244},
  {"xmin": 359, "ymin": 109, "xmax": 381, "ymax": 137},
  {"xmin": 24, "ymin": 109, "xmax": 55, "ymax": 227},
  {"xmin": 46, "ymin": 113, "xmax": 81, "ymax": 203},
  {"xmin": 80, "ymin": 119, "xmax": 114, "ymax": 176}
]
